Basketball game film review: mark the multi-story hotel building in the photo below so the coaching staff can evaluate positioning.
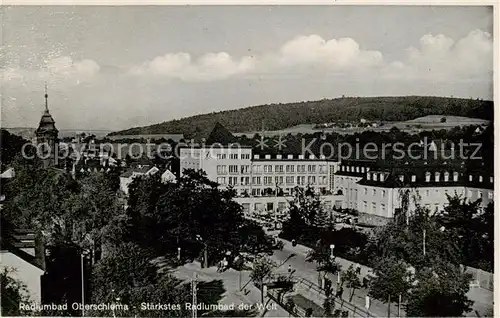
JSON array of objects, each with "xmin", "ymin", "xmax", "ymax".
[
  {"xmin": 180, "ymin": 124, "xmax": 493, "ymax": 220},
  {"xmin": 179, "ymin": 145, "xmax": 342, "ymax": 215},
  {"xmin": 334, "ymin": 159, "xmax": 494, "ymax": 218}
]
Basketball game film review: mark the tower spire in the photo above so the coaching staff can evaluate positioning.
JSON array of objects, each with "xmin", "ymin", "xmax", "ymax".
[{"xmin": 44, "ymin": 82, "xmax": 48, "ymax": 111}]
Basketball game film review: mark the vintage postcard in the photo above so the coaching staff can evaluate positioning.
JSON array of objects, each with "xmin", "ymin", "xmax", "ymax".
[{"xmin": 0, "ymin": 2, "xmax": 496, "ymax": 317}]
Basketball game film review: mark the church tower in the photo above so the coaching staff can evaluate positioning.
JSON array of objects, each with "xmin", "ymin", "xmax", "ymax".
[{"xmin": 35, "ymin": 85, "xmax": 59, "ymax": 167}]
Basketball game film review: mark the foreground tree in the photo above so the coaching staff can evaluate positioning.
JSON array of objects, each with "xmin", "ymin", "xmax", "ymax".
[
  {"xmin": 1, "ymin": 267, "xmax": 32, "ymax": 316},
  {"xmin": 91, "ymin": 242, "xmax": 191, "ymax": 317},
  {"xmin": 341, "ymin": 265, "xmax": 362, "ymax": 302},
  {"xmin": 437, "ymin": 195, "xmax": 494, "ymax": 271},
  {"xmin": 370, "ymin": 203, "xmax": 475, "ymax": 317},
  {"xmin": 126, "ymin": 169, "xmax": 269, "ymax": 264},
  {"xmin": 406, "ymin": 264, "xmax": 473, "ymax": 317},
  {"xmin": 250, "ymin": 256, "xmax": 277, "ymax": 303},
  {"xmin": 368, "ymin": 257, "xmax": 414, "ymax": 316}
]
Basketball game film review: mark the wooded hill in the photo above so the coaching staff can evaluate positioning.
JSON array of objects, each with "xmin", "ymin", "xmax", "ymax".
[{"xmin": 110, "ymin": 96, "xmax": 493, "ymax": 139}]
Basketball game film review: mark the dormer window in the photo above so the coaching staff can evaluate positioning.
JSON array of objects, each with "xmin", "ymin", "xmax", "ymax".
[
  {"xmin": 490, "ymin": 176, "xmax": 494, "ymax": 183},
  {"xmin": 367, "ymin": 173, "xmax": 371, "ymax": 180},
  {"xmin": 479, "ymin": 176, "xmax": 483, "ymax": 182},
  {"xmin": 399, "ymin": 175, "xmax": 404, "ymax": 182},
  {"xmin": 361, "ymin": 167, "xmax": 365, "ymax": 173},
  {"xmin": 444, "ymin": 172, "xmax": 449, "ymax": 182},
  {"xmin": 435, "ymin": 172, "xmax": 440, "ymax": 182},
  {"xmin": 373, "ymin": 173, "xmax": 378, "ymax": 181},
  {"xmin": 425, "ymin": 172, "xmax": 431, "ymax": 182},
  {"xmin": 356, "ymin": 167, "xmax": 360, "ymax": 173},
  {"xmin": 411, "ymin": 175, "xmax": 416, "ymax": 182},
  {"xmin": 309, "ymin": 155, "xmax": 315, "ymax": 159},
  {"xmin": 469, "ymin": 175, "xmax": 473, "ymax": 182},
  {"xmin": 453, "ymin": 172, "xmax": 459, "ymax": 182},
  {"xmin": 288, "ymin": 154, "xmax": 293, "ymax": 159},
  {"xmin": 379, "ymin": 173, "xmax": 384, "ymax": 181}
]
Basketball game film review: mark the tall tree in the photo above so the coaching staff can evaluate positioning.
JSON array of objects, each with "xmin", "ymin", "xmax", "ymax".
[
  {"xmin": 1, "ymin": 267, "xmax": 33, "ymax": 316},
  {"xmin": 91, "ymin": 242, "xmax": 192, "ymax": 317},
  {"xmin": 341, "ymin": 265, "xmax": 362, "ymax": 302},
  {"xmin": 250, "ymin": 256, "xmax": 277, "ymax": 303},
  {"xmin": 405, "ymin": 264, "xmax": 473, "ymax": 317}
]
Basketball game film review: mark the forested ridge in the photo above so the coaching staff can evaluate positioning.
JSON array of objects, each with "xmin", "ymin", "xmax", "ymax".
[{"xmin": 110, "ymin": 96, "xmax": 493, "ymax": 138}]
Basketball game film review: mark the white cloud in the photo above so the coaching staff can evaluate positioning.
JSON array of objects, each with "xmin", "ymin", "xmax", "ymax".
[
  {"xmin": 277, "ymin": 35, "xmax": 383, "ymax": 69},
  {"xmin": 130, "ymin": 34, "xmax": 384, "ymax": 81},
  {"xmin": 129, "ymin": 52, "xmax": 256, "ymax": 81},
  {"xmin": 382, "ymin": 30, "xmax": 492, "ymax": 81},
  {"xmin": 0, "ymin": 56, "xmax": 100, "ymax": 87}
]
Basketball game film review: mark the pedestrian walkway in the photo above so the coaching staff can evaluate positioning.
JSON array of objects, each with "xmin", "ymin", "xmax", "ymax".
[
  {"xmin": 279, "ymin": 238, "xmax": 493, "ymax": 317},
  {"xmin": 169, "ymin": 261, "xmax": 290, "ymax": 317}
]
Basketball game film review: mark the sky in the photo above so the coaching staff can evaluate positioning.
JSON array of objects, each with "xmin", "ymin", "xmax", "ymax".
[{"xmin": 0, "ymin": 5, "xmax": 494, "ymax": 130}]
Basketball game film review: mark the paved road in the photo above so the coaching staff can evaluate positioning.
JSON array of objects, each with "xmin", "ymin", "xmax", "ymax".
[
  {"xmin": 269, "ymin": 239, "xmax": 398, "ymax": 318},
  {"xmin": 271, "ymin": 238, "xmax": 493, "ymax": 317},
  {"xmin": 170, "ymin": 262, "xmax": 290, "ymax": 317}
]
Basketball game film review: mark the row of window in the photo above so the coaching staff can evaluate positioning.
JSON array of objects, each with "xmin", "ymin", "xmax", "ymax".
[
  {"xmin": 216, "ymin": 176, "xmax": 329, "ymax": 186},
  {"xmin": 216, "ymin": 153, "xmax": 251, "ymax": 160},
  {"xmin": 362, "ymin": 201, "xmax": 387, "ymax": 215},
  {"xmin": 217, "ymin": 164, "xmax": 329, "ymax": 175},
  {"xmin": 340, "ymin": 186, "xmax": 494, "ymax": 201},
  {"xmin": 364, "ymin": 171, "xmax": 493, "ymax": 184},
  {"xmin": 244, "ymin": 187, "xmax": 328, "ymax": 197},
  {"xmin": 341, "ymin": 165, "xmax": 370, "ymax": 173}
]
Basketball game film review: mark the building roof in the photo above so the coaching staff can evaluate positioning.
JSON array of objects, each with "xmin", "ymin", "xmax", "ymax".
[
  {"xmin": 0, "ymin": 217, "xmax": 44, "ymax": 270},
  {"xmin": 35, "ymin": 93, "xmax": 58, "ymax": 135},
  {"xmin": 206, "ymin": 122, "xmax": 238, "ymax": 146},
  {"xmin": 106, "ymin": 134, "xmax": 184, "ymax": 142},
  {"xmin": 0, "ymin": 167, "xmax": 15, "ymax": 179}
]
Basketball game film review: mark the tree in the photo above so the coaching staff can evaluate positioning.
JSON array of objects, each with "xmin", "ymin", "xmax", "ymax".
[
  {"xmin": 437, "ymin": 195, "xmax": 493, "ymax": 271},
  {"xmin": 250, "ymin": 256, "xmax": 277, "ymax": 303},
  {"xmin": 440, "ymin": 117, "xmax": 447, "ymax": 123},
  {"xmin": 126, "ymin": 169, "xmax": 268, "ymax": 265},
  {"xmin": 368, "ymin": 256, "xmax": 414, "ymax": 314},
  {"xmin": 341, "ymin": 265, "xmax": 361, "ymax": 302},
  {"xmin": 1, "ymin": 267, "xmax": 32, "ymax": 316},
  {"xmin": 370, "ymin": 200, "xmax": 476, "ymax": 317},
  {"xmin": 406, "ymin": 264, "xmax": 473, "ymax": 317},
  {"xmin": 91, "ymin": 242, "xmax": 191, "ymax": 317}
]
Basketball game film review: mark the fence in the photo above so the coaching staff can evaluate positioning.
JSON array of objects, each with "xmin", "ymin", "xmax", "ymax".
[{"xmin": 292, "ymin": 276, "xmax": 373, "ymax": 318}]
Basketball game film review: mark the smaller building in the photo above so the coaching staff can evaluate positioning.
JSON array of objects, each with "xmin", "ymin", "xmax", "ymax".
[{"xmin": 1, "ymin": 219, "xmax": 46, "ymax": 306}]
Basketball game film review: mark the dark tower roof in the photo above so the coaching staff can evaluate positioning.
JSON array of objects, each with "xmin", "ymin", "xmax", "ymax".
[
  {"xmin": 206, "ymin": 122, "xmax": 237, "ymax": 145},
  {"xmin": 35, "ymin": 88, "xmax": 58, "ymax": 135}
]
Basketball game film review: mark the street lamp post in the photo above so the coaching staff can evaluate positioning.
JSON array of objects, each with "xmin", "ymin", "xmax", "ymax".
[
  {"xmin": 329, "ymin": 244, "xmax": 335, "ymax": 259},
  {"xmin": 178, "ymin": 247, "xmax": 181, "ymax": 261}
]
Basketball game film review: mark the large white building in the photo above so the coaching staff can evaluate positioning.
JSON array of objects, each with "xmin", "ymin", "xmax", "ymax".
[
  {"xmin": 179, "ymin": 145, "xmax": 342, "ymax": 215},
  {"xmin": 334, "ymin": 159, "xmax": 494, "ymax": 218},
  {"xmin": 179, "ymin": 124, "xmax": 494, "ymax": 220}
]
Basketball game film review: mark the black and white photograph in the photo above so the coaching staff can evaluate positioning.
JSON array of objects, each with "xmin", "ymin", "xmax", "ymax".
[{"xmin": 0, "ymin": 2, "xmax": 496, "ymax": 317}]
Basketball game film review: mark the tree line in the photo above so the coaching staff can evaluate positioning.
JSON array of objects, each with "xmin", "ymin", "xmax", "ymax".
[{"xmin": 109, "ymin": 96, "xmax": 493, "ymax": 139}]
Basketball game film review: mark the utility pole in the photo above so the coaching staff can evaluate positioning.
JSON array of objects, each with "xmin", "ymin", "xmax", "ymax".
[
  {"xmin": 192, "ymin": 273, "xmax": 198, "ymax": 318},
  {"xmin": 398, "ymin": 294, "xmax": 402, "ymax": 318},
  {"xmin": 204, "ymin": 243, "xmax": 208, "ymax": 268},
  {"xmin": 239, "ymin": 270, "xmax": 242, "ymax": 290},
  {"xmin": 423, "ymin": 228, "xmax": 426, "ymax": 257},
  {"xmin": 81, "ymin": 253, "xmax": 85, "ymax": 317}
]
